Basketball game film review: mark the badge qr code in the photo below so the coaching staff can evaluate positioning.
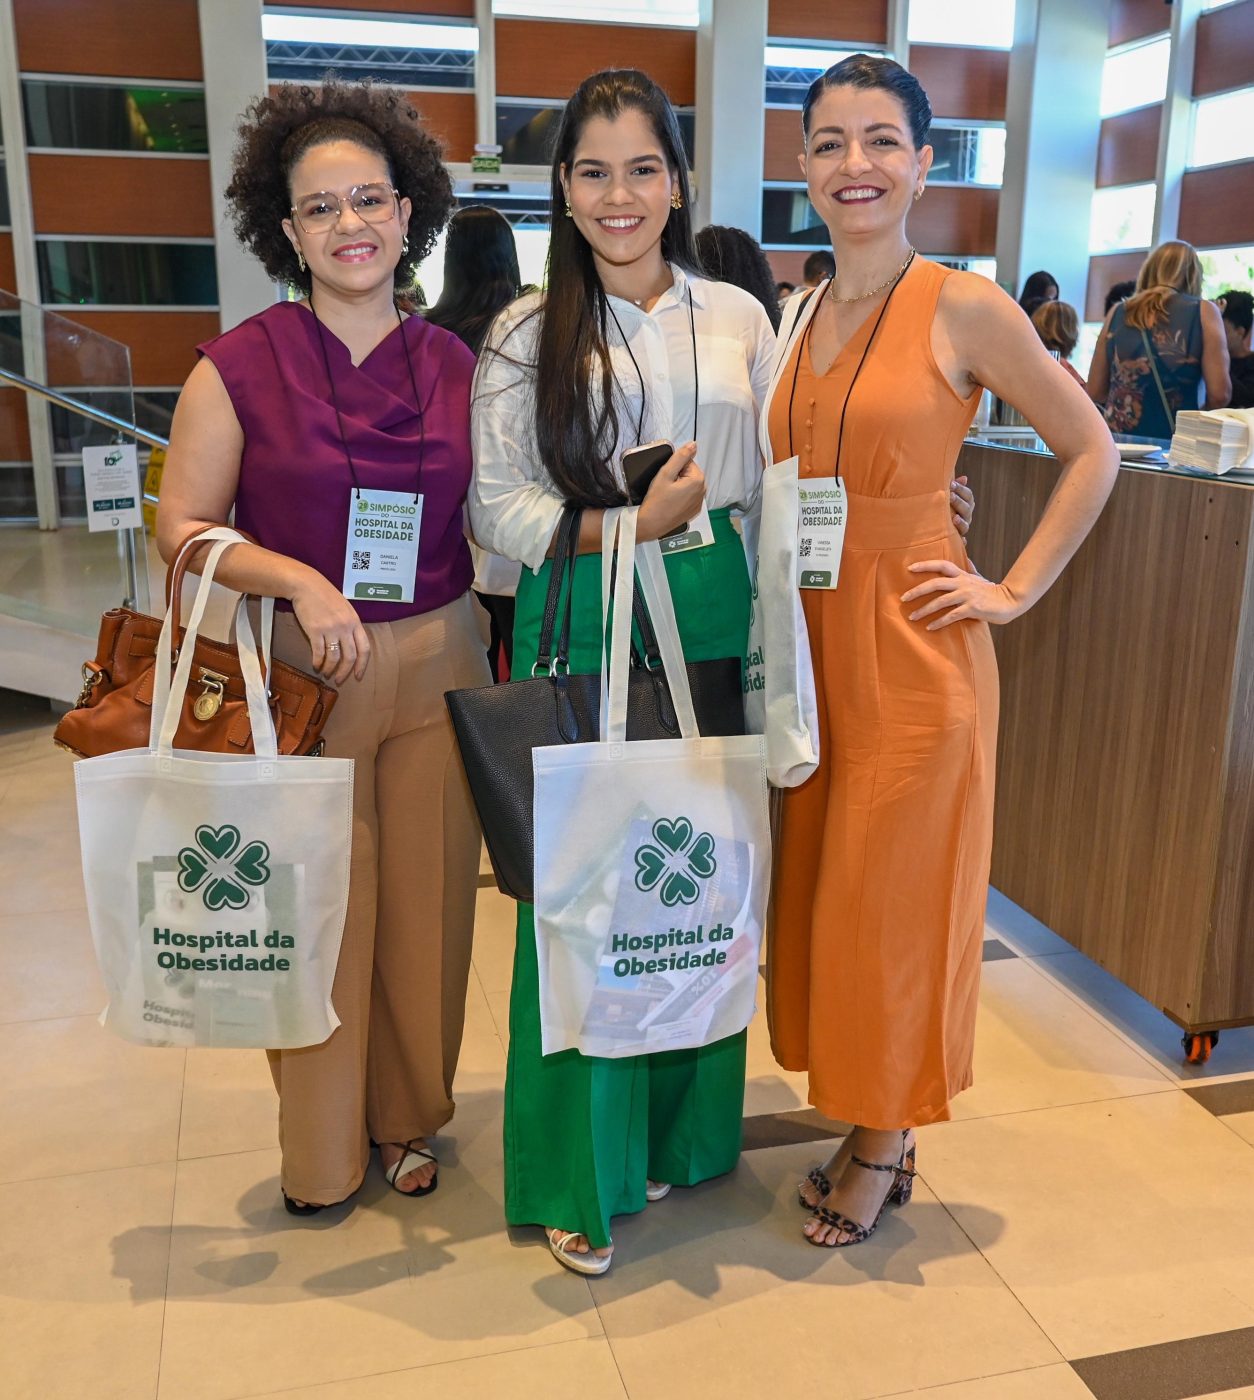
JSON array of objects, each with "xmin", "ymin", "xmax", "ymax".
[{"xmin": 352, "ymin": 550, "xmax": 371, "ymax": 571}]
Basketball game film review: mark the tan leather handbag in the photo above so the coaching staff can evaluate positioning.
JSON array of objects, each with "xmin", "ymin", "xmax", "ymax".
[{"xmin": 53, "ymin": 526, "xmax": 337, "ymax": 759}]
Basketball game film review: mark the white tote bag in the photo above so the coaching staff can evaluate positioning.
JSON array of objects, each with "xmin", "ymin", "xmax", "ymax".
[
  {"xmin": 74, "ymin": 527, "xmax": 354, "ymax": 1049},
  {"xmin": 742, "ymin": 455, "xmax": 820, "ymax": 788},
  {"xmin": 532, "ymin": 507, "xmax": 771, "ymax": 1059}
]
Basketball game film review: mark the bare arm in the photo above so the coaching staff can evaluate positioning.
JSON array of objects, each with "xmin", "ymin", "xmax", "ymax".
[
  {"xmin": 905, "ymin": 272, "xmax": 1118, "ymax": 629},
  {"xmin": 1086, "ymin": 309, "xmax": 1114, "ymax": 406},
  {"xmin": 156, "ymin": 357, "xmax": 371, "ymax": 682},
  {"xmin": 1200, "ymin": 299, "xmax": 1232, "ymax": 409}
]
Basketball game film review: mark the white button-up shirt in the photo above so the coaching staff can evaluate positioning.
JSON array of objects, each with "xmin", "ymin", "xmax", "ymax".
[{"xmin": 470, "ymin": 265, "xmax": 778, "ymax": 574}]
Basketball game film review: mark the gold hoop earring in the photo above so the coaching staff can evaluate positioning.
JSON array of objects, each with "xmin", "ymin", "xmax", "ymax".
[
  {"xmin": 671, "ymin": 190, "xmax": 683, "ymax": 210},
  {"xmin": 297, "ymin": 249, "xmax": 306, "ymax": 273}
]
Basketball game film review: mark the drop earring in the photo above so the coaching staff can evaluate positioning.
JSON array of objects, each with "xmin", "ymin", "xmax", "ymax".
[
  {"xmin": 914, "ymin": 188, "xmax": 923, "ymax": 202},
  {"xmin": 402, "ymin": 234, "xmax": 410, "ymax": 255},
  {"xmin": 671, "ymin": 189, "xmax": 683, "ymax": 210},
  {"xmin": 564, "ymin": 200, "xmax": 573, "ymax": 218},
  {"xmin": 297, "ymin": 249, "xmax": 306, "ymax": 272}
]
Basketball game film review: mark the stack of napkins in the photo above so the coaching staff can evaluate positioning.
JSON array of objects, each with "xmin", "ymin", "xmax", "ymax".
[{"xmin": 1168, "ymin": 408, "xmax": 1254, "ymax": 474}]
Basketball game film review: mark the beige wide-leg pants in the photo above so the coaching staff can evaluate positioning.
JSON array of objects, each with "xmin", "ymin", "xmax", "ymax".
[{"xmin": 268, "ymin": 591, "xmax": 488, "ymax": 1204}]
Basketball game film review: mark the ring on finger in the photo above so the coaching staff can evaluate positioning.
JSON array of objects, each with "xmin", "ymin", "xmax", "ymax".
[{"xmin": 327, "ymin": 641, "xmax": 342, "ymax": 652}]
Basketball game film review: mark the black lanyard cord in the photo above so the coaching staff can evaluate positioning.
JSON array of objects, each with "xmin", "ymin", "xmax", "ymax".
[
  {"xmin": 309, "ymin": 299, "xmax": 427, "ymax": 502},
  {"xmin": 786, "ymin": 252, "xmax": 915, "ymax": 474},
  {"xmin": 604, "ymin": 282, "xmax": 701, "ymax": 448}
]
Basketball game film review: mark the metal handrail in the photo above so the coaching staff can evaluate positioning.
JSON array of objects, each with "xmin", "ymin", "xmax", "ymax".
[{"xmin": 0, "ymin": 364, "xmax": 170, "ymax": 450}]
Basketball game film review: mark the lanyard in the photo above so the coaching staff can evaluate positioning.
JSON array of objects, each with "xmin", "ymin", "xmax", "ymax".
[
  {"xmin": 604, "ymin": 283, "xmax": 700, "ymax": 447},
  {"xmin": 309, "ymin": 299, "xmax": 427, "ymax": 501},
  {"xmin": 785, "ymin": 252, "xmax": 914, "ymax": 473}
]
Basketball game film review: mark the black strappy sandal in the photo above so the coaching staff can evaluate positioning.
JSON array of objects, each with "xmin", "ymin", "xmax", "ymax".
[
  {"xmin": 282, "ymin": 1191, "xmax": 327, "ymax": 1217},
  {"xmin": 379, "ymin": 1139, "xmax": 439, "ymax": 1197},
  {"xmin": 805, "ymin": 1132, "xmax": 916, "ymax": 1248}
]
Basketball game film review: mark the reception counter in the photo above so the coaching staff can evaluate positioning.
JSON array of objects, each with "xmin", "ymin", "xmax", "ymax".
[{"xmin": 959, "ymin": 433, "xmax": 1254, "ymax": 1058}]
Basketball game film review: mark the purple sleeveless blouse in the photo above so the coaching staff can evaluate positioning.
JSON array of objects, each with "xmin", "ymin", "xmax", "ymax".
[{"xmin": 197, "ymin": 301, "xmax": 475, "ymax": 622}]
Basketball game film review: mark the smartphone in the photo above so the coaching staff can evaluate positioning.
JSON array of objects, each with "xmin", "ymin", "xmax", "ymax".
[{"xmin": 622, "ymin": 440, "xmax": 674, "ymax": 504}]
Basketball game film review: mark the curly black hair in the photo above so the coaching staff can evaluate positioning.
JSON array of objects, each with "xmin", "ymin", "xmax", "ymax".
[{"xmin": 225, "ymin": 76, "xmax": 455, "ymax": 295}]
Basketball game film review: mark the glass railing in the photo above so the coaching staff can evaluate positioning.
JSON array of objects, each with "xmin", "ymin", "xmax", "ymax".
[{"xmin": 0, "ymin": 290, "xmax": 158, "ymax": 642}]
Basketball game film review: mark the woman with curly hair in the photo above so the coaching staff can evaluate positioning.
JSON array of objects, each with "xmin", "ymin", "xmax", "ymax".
[{"xmin": 156, "ymin": 78, "xmax": 489, "ymax": 1214}]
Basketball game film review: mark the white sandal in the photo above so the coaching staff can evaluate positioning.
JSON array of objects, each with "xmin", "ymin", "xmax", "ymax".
[
  {"xmin": 547, "ymin": 1228, "xmax": 614, "ymax": 1276},
  {"xmin": 646, "ymin": 1180, "xmax": 672, "ymax": 1202},
  {"xmin": 382, "ymin": 1140, "xmax": 438, "ymax": 1197}
]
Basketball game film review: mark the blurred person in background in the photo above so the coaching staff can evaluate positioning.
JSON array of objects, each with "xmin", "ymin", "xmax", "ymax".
[
  {"xmin": 1087, "ymin": 239, "xmax": 1230, "ymax": 437},
  {"xmin": 1220, "ymin": 290, "xmax": 1254, "ymax": 410},
  {"xmin": 1032, "ymin": 301, "xmax": 1086, "ymax": 387},
  {"xmin": 776, "ymin": 279, "xmax": 796, "ymax": 305},
  {"xmin": 1104, "ymin": 279, "xmax": 1136, "ymax": 316},
  {"xmin": 803, "ymin": 249, "xmax": 835, "ymax": 286},
  {"xmin": 426, "ymin": 205, "xmax": 525, "ymax": 678},
  {"xmin": 696, "ymin": 224, "xmax": 783, "ymax": 330},
  {"xmin": 1018, "ymin": 269, "xmax": 1058, "ymax": 320}
]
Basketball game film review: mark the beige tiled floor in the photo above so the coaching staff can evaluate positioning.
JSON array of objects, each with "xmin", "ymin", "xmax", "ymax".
[{"xmin": 6, "ymin": 697, "xmax": 1254, "ymax": 1400}]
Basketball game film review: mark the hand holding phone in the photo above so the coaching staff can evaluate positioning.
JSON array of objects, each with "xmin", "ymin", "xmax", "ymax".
[{"xmin": 622, "ymin": 440, "xmax": 705, "ymax": 541}]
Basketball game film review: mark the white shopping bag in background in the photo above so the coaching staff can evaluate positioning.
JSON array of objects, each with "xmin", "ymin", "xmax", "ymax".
[
  {"xmin": 74, "ymin": 528, "xmax": 354, "ymax": 1049},
  {"xmin": 742, "ymin": 455, "xmax": 820, "ymax": 788},
  {"xmin": 532, "ymin": 507, "xmax": 771, "ymax": 1059}
]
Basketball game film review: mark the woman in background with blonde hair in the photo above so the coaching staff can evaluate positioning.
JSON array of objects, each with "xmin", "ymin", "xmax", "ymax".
[{"xmin": 1088, "ymin": 239, "xmax": 1230, "ymax": 436}]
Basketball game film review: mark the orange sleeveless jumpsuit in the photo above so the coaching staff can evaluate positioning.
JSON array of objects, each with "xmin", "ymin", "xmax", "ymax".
[{"xmin": 766, "ymin": 257, "xmax": 998, "ymax": 1129}]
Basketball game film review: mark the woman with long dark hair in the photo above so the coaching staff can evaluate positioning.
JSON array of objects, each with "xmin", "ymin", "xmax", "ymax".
[
  {"xmin": 470, "ymin": 69, "xmax": 778, "ymax": 1276},
  {"xmin": 425, "ymin": 204, "xmax": 523, "ymax": 354},
  {"xmin": 426, "ymin": 206, "xmax": 526, "ymax": 677}
]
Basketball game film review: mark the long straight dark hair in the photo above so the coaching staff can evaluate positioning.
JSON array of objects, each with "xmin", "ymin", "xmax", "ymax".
[
  {"xmin": 425, "ymin": 205, "xmax": 522, "ymax": 355},
  {"xmin": 533, "ymin": 69, "xmax": 699, "ymax": 506}
]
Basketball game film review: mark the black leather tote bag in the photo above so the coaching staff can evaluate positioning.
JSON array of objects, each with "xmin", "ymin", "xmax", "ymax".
[{"xmin": 445, "ymin": 506, "xmax": 745, "ymax": 901}]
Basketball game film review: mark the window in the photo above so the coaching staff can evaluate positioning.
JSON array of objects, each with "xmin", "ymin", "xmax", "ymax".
[
  {"xmin": 1199, "ymin": 245, "xmax": 1254, "ymax": 300},
  {"xmin": 416, "ymin": 223, "xmax": 551, "ymax": 305},
  {"xmin": 491, "ymin": 0, "xmax": 697, "ymax": 25},
  {"xmin": 1190, "ymin": 88, "xmax": 1254, "ymax": 169},
  {"xmin": 1088, "ymin": 183, "xmax": 1156, "ymax": 254},
  {"xmin": 496, "ymin": 101, "xmax": 694, "ymax": 167},
  {"xmin": 22, "ymin": 80, "xmax": 208, "ymax": 153},
  {"xmin": 36, "ymin": 240, "xmax": 218, "ymax": 307},
  {"xmin": 763, "ymin": 46, "xmax": 862, "ymax": 105},
  {"xmin": 908, "ymin": 0, "xmax": 1016, "ymax": 49},
  {"xmin": 262, "ymin": 12, "xmax": 477, "ymax": 87},
  {"xmin": 761, "ymin": 188, "xmax": 828, "ymax": 248},
  {"xmin": 934, "ymin": 258, "xmax": 997, "ymax": 280},
  {"xmin": 928, "ymin": 125, "xmax": 1005, "ymax": 185},
  {"xmin": 1100, "ymin": 36, "xmax": 1170, "ymax": 118}
]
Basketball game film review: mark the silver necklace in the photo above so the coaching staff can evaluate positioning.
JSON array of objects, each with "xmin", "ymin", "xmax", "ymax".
[{"xmin": 830, "ymin": 247, "xmax": 916, "ymax": 304}]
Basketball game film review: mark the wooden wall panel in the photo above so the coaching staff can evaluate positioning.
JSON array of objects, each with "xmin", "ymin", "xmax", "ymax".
[
  {"xmin": 767, "ymin": 0, "xmax": 886, "ymax": 44},
  {"xmin": 29, "ymin": 155, "xmax": 213, "ymax": 238},
  {"xmin": 408, "ymin": 91, "xmax": 475, "ymax": 164},
  {"xmin": 1096, "ymin": 104, "xmax": 1161, "ymax": 188},
  {"xmin": 288, "ymin": 0, "xmax": 473, "ymax": 16},
  {"xmin": 765, "ymin": 249, "xmax": 811, "ymax": 288},
  {"xmin": 495, "ymin": 19, "xmax": 696, "ymax": 104},
  {"xmin": 764, "ymin": 107, "xmax": 806, "ymax": 181},
  {"xmin": 1194, "ymin": 0, "xmax": 1254, "ymax": 99},
  {"xmin": 910, "ymin": 45, "xmax": 1008, "ymax": 121},
  {"xmin": 14, "ymin": 0, "xmax": 203, "ymax": 81},
  {"xmin": 1086, "ymin": 249, "xmax": 1147, "ymax": 322},
  {"xmin": 1109, "ymin": 0, "xmax": 1171, "ymax": 48},
  {"xmin": 1179, "ymin": 159, "xmax": 1254, "ymax": 250},
  {"xmin": 907, "ymin": 185, "xmax": 999, "ymax": 256},
  {"xmin": 0, "ymin": 391, "xmax": 32, "ymax": 462},
  {"xmin": 50, "ymin": 310, "xmax": 219, "ymax": 386},
  {"xmin": 0, "ymin": 234, "xmax": 14, "ymax": 295}
]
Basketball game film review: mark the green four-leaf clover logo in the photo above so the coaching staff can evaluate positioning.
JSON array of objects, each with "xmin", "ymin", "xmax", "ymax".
[
  {"xmin": 634, "ymin": 817, "xmax": 717, "ymax": 908},
  {"xmin": 177, "ymin": 825, "xmax": 271, "ymax": 911}
]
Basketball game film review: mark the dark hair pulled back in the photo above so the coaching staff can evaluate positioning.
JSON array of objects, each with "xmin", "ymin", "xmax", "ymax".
[
  {"xmin": 531, "ymin": 68, "xmax": 699, "ymax": 507},
  {"xmin": 226, "ymin": 76, "xmax": 454, "ymax": 296},
  {"xmin": 425, "ymin": 206, "xmax": 523, "ymax": 355},
  {"xmin": 695, "ymin": 225, "xmax": 781, "ymax": 330},
  {"xmin": 801, "ymin": 52, "xmax": 932, "ymax": 149}
]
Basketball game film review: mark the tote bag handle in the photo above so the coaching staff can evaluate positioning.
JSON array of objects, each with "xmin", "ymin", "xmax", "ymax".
[{"xmin": 150, "ymin": 526, "xmax": 279, "ymax": 759}]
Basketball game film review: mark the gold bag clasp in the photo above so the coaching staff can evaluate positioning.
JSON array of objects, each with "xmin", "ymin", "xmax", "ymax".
[{"xmin": 192, "ymin": 668, "xmax": 229, "ymax": 721}]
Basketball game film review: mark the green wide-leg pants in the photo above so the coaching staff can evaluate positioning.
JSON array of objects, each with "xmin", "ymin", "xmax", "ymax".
[{"xmin": 504, "ymin": 510, "xmax": 752, "ymax": 1249}]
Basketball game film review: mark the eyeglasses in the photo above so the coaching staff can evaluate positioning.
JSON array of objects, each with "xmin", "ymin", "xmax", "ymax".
[{"xmin": 291, "ymin": 182, "xmax": 400, "ymax": 234}]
